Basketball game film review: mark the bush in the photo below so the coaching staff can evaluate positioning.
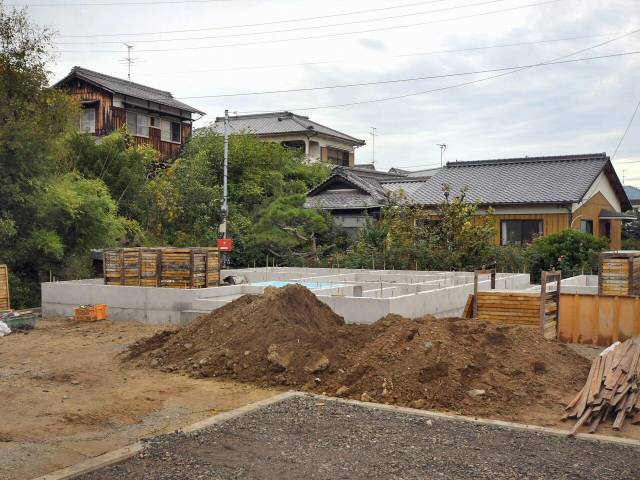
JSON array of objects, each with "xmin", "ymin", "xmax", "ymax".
[{"xmin": 524, "ymin": 230, "xmax": 608, "ymax": 282}]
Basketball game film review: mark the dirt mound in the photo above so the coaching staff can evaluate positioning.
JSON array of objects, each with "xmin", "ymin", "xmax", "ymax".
[
  {"xmin": 310, "ymin": 315, "xmax": 590, "ymax": 418},
  {"xmin": 126, "ymin": 285, "xmax": 368, "ymax": 386},
  {"xmin": 127, "ymin": 285, "xmax": 591, "ymax": 419}
]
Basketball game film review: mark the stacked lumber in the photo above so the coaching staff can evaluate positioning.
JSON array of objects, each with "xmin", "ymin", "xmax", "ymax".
[
  {"xmin": 599, "ymin": 251, "xmax": 640, "ymax": 296},
  {"xmin": 564, "ymin": 337, "xmax": 640, "ymax": 434},
  {"xmin": 0, "ymin": 264, "xmax": 9, "ymax": 311},
  {"xmin": 103, "ymin": 247, "xmax": 220, "ymax": 289}
]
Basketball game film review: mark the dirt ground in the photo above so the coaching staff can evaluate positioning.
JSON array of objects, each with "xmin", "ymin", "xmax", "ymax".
[
  {"xmin": 0, "ymin": 318, "xmax": 278, "ymax": 480},
  {"xmin": 2, "ymin": 301, "xmax": 639, "ymax": 479}
]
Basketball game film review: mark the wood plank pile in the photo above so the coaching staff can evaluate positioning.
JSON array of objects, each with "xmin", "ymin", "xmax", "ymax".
[
  {"xmin": 564, "ymin": 337, "xmax": 640, "ymax": 434},
  {"xmin": 599, "ymin": 251, "xmax": 640, "ymax": 296},
  {"xmin": 103, "ymin": 247, "xmax": 220, "ymax": 289},
  {"xmin": 0, "ymin": 264, "xmax": 10, "ymax": 311}
]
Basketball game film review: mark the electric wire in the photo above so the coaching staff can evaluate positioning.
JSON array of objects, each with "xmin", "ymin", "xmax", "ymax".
[{"xmin": 55, "ymin": 0, "xmax": 565, "ymax": 53}]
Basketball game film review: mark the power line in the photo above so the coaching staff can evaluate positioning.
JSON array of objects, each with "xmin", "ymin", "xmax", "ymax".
[
  {"xmin": 230, "ymin": 28, "xmax": 640, "ymax": 113},
  {"xmin": 612, "ymin": 96, "xmax": 640, "ymax": 159},
  {"xmin": 56, "ymin": 0, "xmax": 452, "ymax": 38},
  {"xmin": 9, "ymin": 0, "xmax": 232, "ymax": 6},
  {"xmin": 132, "ymin": 32, "xmax": 621, "ymax": 77},
  {"xmin": 174, "ymin": 51, "xmax": 640, "ymax": 99},
  {"xmin": 55, "ymin": 0, "xmax": 510, "ymax": 44},
  {"xmin": 56, "ymin": 0, "xmax": 565, "ymax": 53}
]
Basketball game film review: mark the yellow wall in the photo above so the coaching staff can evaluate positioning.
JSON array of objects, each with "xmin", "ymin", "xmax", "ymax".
[
  {"xmin": 472, "ymin": 213, "xmax": 570, "ymax": 245},
  {"xmin": 574, "ymin": 192, "xmax": 622, "ymax": 249},
  {"xmin": 471, "ymin": 198, "xmax": 622, "ymax": 248}
]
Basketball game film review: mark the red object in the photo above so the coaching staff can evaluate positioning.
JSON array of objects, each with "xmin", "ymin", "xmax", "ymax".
[{"xmin": 217, "ymin": 238, "xmax": 234, "ymax": 252}]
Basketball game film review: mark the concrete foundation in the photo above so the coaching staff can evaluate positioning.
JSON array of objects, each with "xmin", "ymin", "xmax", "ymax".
[{"xmin": 41, "ymin": 268, "xmax": 531, "ymax": 326}]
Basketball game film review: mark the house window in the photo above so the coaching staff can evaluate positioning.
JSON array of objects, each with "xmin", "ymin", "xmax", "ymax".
[
  {"xmin": 79, "ymin": 108, "xmax": 95, "ymax": 133},
  {"xmin": 125, "ymin": 111, "xmax": 149, "ymax": 138},
  {"xmin": 160, "ymin": 119, "xmax": 181, "ymax": 143},
  {"xmin": 327, "ymin": 148, "xmax": 350, "ymax": 167},
  {"xmin": 581, "ymin": 219, "xmax": 594, "ymax": 234},
  {"xmin": 501, "ymin": 220, "xmax": 543, "ymax": 245}
]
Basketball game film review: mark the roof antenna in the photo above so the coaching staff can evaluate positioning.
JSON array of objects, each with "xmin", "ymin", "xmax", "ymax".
[
  {"xmin": 437, "ymin": 143, "xmax": 447, "ymax": 167},
  {"xmin": 120, "ymin": 43, "xmax": 139, "ymax": 81}
]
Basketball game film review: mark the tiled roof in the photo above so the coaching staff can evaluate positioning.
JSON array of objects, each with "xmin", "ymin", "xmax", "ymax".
[
  {"xmin": 306, "ymin": 166, "xmax": 405, "ymax": 210},
  {"xmin": 410, "ymin": 153, "xmax": 629, "ymax": 208},
  {"xmin": 211, "ymin": 112, "xmax": 365, "ymax": 145},
  {"xmin": 54, "ymin": 67, "xmax": 205, "ymax": 115},
  {"xmin": 304, "ymin": 190, "xmax": 382, "ymax": 209},
  {"xmin": 305, "ymin": 153, "xmax": 631, "ymax": 212},
  {"xmin": 624, "ymin": 185, "xmax": 640, "ymax": 202}
]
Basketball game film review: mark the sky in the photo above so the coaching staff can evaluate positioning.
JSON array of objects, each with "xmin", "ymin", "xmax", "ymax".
[{"xmin": 11, "ymin": 0, "xmax": 640, "ymax": 184}]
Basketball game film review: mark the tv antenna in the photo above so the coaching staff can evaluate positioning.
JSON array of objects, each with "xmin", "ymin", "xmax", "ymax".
[
  {"xmin": 119, "ymin": 43, "xmax": 140, "ymax": 80},
  {"xmin": 436, "ymin": 143, "xmax": 447, "ymax": 167}
]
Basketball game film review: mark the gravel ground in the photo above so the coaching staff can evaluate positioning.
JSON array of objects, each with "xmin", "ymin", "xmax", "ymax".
[{"xmin": 80, "ymin": 394, "xmax": 640, "ymax": 480}]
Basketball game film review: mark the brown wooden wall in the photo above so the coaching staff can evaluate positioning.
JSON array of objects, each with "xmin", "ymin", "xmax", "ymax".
[{"xmin": 61, "ymin": 80, "xmax": 190, "ymax": 161}]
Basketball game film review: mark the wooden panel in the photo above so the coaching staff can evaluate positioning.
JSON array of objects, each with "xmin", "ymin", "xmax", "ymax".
[
  {"xmin": 0, "ymin": 264, "xmax": 9, "ymax": 311},
  {"xmin": 103, "ymin": 247, "xmax": 219, "ymax": 289},
  {"xmin": 559, "ymin": 293, "xmax": 640, "ymax": 346},
  {"xmin": 473, "ymin": 290, "xmax": 558, "ymax": 338}
]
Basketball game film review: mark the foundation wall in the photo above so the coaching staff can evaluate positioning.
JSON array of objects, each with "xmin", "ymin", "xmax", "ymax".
[{"xmin": 42, "ymin": 269, "xmax": 531, "ymax": 325}]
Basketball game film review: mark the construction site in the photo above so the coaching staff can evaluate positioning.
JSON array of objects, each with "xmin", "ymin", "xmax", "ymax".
[{"xmin": 3, "ymin": 250, "xmax": 640, "ymax": 479}]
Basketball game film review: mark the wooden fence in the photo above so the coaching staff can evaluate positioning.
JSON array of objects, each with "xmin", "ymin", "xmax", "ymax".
[
  {"xmin": 0, "ymin": 264, "xmax": 9, "ymax": 311},
  {"xmin": 558, "ymin": 293, "xmax": 640, "ymax": 346},
  {"xmin": 103, "ymin": 247, "xmax": 220, "ymax": 288}
]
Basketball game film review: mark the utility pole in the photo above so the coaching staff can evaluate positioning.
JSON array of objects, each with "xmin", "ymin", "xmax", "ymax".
[
  {"xmin": 437, "ymin": 143, "xmax": 447, "ymax": 167},
  {"xmin": 221, "ymin": 109, "xmax": 229, "ymax": 239},
  {"xmin": 370, "ymin": 127, "xmax": 376, "ymax": 164}
]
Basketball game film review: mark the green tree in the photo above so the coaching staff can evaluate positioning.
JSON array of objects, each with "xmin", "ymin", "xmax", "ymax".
[
  {"xmin": 62, "ymin": 130, "xmax": 157, "ymax": 221},
  {"xmin": 145, "ymin": 130, "xmax": 332, "ymax": 262},
  {"xmin": 0, "ymin": 4, "xmax": 130, "ymax": 306},
  {"xmin": 524, "ymin": 229, "xmax": 609, "ymax": 282}
]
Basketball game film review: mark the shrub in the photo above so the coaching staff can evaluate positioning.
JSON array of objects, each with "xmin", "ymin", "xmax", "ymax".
[{"xmin": 524, "ymin": 230, "xmax": 608, "ymax": 282}]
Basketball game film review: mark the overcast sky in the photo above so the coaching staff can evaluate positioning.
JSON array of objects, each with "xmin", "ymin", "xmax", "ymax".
[{"xmin": 15, "ymin": 0, "xmax": 640, "ymax": 183}]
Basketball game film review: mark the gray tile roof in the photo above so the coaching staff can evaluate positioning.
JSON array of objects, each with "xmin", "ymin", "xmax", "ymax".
[
  {"xmin": 304, "ymin": 190, "xmax": 382, "ymax": 210},
  {"xmin": 211, "ymin": 112, "xmax": 365, "ymax": 146},
  {"xmin": 306, "ymin": 166, "xmax": 405, "ymax": 210},
  {"xmin": 305, "ymin": 153, "xmax": 631, "ymax": 212},
  {"xmin": 624, "ymin": 185, "xmax": 640, "ymax": 202},
  {"xmin": 54, "ymin": 67, "xmax": 205, "ymax": 115},
  {"xmin": 410, "ymin": 153, "xmax": 629, "ymax": 208}
]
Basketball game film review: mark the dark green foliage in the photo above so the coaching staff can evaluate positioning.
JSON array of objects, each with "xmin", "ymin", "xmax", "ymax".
[{"xmin": 524, "ymin": 229, "xmax": 609, "ymax": 282}]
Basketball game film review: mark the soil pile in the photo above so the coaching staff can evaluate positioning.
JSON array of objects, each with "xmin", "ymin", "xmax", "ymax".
[
  {"xmin": 127, "ymin": 285, "xmax": 591, "ymax": 418},
  {"xmin": 310, "ymin": 315, "xmax": 590, "ymax": 418},
  {"xmin": 126, "ymin": 285, "xmax": 368, "ymax": 386}
]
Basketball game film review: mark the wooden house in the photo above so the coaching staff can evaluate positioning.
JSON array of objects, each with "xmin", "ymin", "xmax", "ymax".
[
  {"xmin": 54, "ymin": 67, "xmax": 205, "ymax": 160},
  {"xmin": 306, "ymin": 153, "xmax": 634, "ymax": 248}
]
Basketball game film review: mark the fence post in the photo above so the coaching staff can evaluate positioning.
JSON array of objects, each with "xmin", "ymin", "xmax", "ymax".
[{"xmin": 539, "ymin": 271, "xmax": 548, "ymax": 336}]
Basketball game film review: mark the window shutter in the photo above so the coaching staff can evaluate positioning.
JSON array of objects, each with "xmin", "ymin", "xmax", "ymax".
[
  {"xmin": 348, "ymin": 152, "xmax": 354, "ymax": 167},
  {"xmin": 321, "ymin": 146, "xmax": 328, "ymax": 162}
]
